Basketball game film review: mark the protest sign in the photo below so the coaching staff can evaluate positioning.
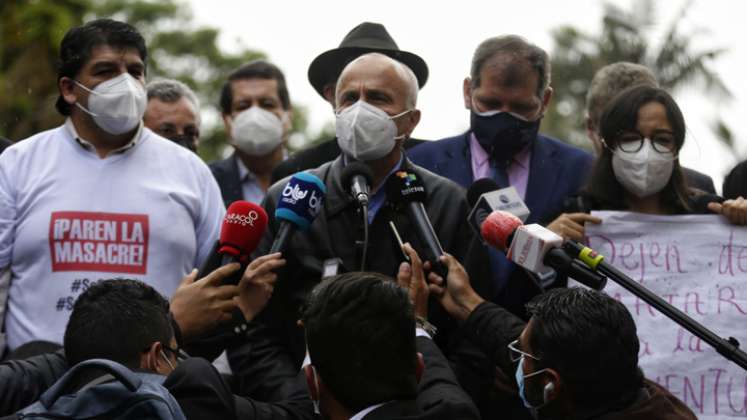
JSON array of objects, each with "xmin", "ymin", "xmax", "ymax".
[{"xmin": 577, "ymin": 211, "xmax": 747, "ymax": 418}]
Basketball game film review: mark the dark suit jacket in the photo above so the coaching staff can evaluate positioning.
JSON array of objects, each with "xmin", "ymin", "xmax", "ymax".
[
  {"xmin": 271, "ymin": 137, "xmax": 426, "ymax": 184},
  {"xmin": 407, "ymin": 131, "xmax": 593, "ymax": 304},
  {"xmin": 682, "ymin": 167, "xmax": 715, "ymax": 194},
  {"xmin": 209, "ymin": 153, "xmax": 243, "ymax": 208},
  {"xmin": 227, "ymin": 155, "xmax": 493, "ymax": 402},
  {"xmin": 356, "ymin": 337, "xmax": 480, "ymax": 419}
]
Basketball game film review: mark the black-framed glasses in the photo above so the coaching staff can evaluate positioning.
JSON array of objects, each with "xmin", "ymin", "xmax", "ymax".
[
  {"xmin": 612, "ymin": 131, "xmax": 676, "ymax": 154},
  {"xmin": 142, "ymin": 343, "xmax": 190, "ymax": 362},
  {"xmin": 161, "ymin": 344, "xmax": 190, "ymax": 362},
  {"xmin": 507, "ymin": 339, "xmax": 540, "ymax": 363}
]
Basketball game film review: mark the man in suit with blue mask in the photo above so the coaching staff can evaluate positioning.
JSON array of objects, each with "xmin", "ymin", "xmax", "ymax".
[{"xmin": 408, "ymin": 35, "xmax": 593, "ymax": 318}]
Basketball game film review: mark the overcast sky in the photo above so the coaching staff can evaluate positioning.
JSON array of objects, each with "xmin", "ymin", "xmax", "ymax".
[{"xmin": 190, "ymin": 0, "xmax": 746, "ymax": 192}]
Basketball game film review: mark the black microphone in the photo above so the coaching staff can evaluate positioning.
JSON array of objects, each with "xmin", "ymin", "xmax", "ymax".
[
  {"xmin": 270, "ymin": 172, "xmax": 327, "ymax": 254},
  {"xmin": 466, "ymin": 178, "xmax": 531, "ymax": 243},
  {"xmin": 341, "ymin": 162, "xmax": 374, "ymax": 206},
  {"xmin": 385, "ymin": 170, "xmax": 445, "ymax": 265}
]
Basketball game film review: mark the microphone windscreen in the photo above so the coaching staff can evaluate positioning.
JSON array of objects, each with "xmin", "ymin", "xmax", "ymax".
[
  {"xmin": 220, "ymin": 201, "xmax": 269, "ymax": 257},
  {"xmin": 341, "ymin": 162, "xmax": 374, "ymax": 190},
  {"xmin": 481, "ymin": 210, "xmax": 523, "ymax": 251},
  {"xmin": 467, "ymin": 178, "xmax": 500, "ymax": 208},
  {"xmin": 385, "ymin": 170, "xmax": 427, "ymax": 204},
  {"xmin": 275, "ymin": 172, "xmax": 327, "ymax": 231}
]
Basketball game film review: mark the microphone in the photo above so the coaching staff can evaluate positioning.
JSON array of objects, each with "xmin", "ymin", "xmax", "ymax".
[
  {"xmin": 385, "ymin": 170, "xmax": 444, "ymax": 266},
  {"xmin": 467, "ymin": 178, "xmax": 530, "ymax": 243},
  {"xmin": 270, "ymin": 172, "xmax": 327, "ymax": 254},
  {"xmin": 341, "ymin": 162, "xmax": 374, "ymax": 206},
  {"xmin": 197, "ymin": 201, "xmax": 269, "ymax": 284},
  {"xmin": 481, "ymin": 210, "xmax": 607, "ymax": 290}
]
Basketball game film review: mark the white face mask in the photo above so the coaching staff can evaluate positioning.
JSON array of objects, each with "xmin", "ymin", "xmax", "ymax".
[
  {"xmin": 75, "ymin": 73, "xmax": 147, "ymax": 135},
  {"xmin": 231, "ymin": 107, "xmax": 285, "ymax": 156},
  {"xmin": 335, "ymin": 100, "xmax": 411, "ymax": 161},
  {"xmin": 612, "ymin": 139, "xmax": 676, "ymax": 198}
]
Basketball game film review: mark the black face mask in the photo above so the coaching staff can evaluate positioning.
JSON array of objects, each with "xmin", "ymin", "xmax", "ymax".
[
  {"xmin": 470, "ymin": 111, "xmax": 541, "ymax": 166},
  {"xmin": 168, "ymin": 134, "xmax": 198, "ymax": 153}
]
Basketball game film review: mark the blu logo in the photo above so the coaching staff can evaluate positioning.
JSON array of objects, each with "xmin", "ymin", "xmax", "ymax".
[
  {"xmin": 282, "ymin": 183, "xmax": 309, "ymax": 204},
  {"xmin": 308, "ymin": 191, "xmax": 323, "ymax": 216}
]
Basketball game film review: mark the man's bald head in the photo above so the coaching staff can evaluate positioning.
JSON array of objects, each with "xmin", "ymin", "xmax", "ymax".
[{"xmin": 336, "ymin": 53, "xmax": 419, "ymax": 109}]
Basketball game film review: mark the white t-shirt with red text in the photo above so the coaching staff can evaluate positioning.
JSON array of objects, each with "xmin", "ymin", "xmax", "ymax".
[{"xmin": 0, "ymin": 122, "xmax": 224, "ymax": 350}]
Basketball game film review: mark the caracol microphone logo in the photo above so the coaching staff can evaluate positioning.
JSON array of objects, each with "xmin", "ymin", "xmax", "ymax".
[
  {"xmin": 499, "ymin": 195, "xmax": 510, "ymax": 204},
  {"xmin": 225, "ymin": 210, "xmax": 259, "ymax": 227}
]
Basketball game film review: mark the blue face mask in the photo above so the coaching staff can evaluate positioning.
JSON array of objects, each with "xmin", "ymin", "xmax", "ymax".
[{"xmin": 515, "ymin": 355, "xmax": 550, "ymax": 409}]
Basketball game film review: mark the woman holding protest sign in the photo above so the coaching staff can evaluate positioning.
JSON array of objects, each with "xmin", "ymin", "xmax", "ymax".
[{"xmin": 549, "ymin": 85, "xmax": 747, "ymax": 241}]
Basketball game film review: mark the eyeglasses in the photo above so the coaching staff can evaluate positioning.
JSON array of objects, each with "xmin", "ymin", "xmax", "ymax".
[
  {"xmin": 161, "ymin": 344, "xmax": 190, "ymax": 363},
  {"xmin": 611, "ymin": 131, "xmax": 676, "ymax": 154},
  {"xmin": 142, "ymin": 343, "xmax": 190, "ymax": 362},
  {"xmin": 507, "ymin": 339, "xmax": 540, "ymax": 363}
]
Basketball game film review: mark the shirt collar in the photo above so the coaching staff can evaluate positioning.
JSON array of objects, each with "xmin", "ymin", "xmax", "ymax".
[
  {"xmin": 235, "ymin": 154, "xmax": 256, "ymax": 182},
  {"xmin": 342, "ymin": 151, "xmax": 405, "ymax": 195},
  {"xmin": 469, "ymin": 132, "xmax": 531, "ymax": 169},
  {"xmin": 64, "ymin": 118, "xmax": 142, "ymax": 156},
  {"xmin": 350, "ymin": 402, "xmax": 391, "ymax": 420}
]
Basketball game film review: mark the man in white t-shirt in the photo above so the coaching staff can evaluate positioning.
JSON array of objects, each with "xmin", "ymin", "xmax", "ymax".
[{"xmin": 0, "ymin": 18, "xmax": 224, "ymax": 354}]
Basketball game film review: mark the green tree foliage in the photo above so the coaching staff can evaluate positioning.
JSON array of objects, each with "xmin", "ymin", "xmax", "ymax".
[
  {"xmin": 0, "ymin": 0, "xmax": 88, "ymax": 141},
  {"xmin": 0, "ymin": 0, "xmax": 314, "ymax": 161},
  {"xmin": 544, "ymin": 0, "xmax": 731, "ymax": 151}
]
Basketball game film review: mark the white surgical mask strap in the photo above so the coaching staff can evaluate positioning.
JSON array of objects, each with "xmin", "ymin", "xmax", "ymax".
[
  {"xmin": 390, "ymin": 109, "xmax": 413, "ymax": 140},
  {"xmin": 160, "ymin": 350, "xmax": 175, "ymax": 371}
]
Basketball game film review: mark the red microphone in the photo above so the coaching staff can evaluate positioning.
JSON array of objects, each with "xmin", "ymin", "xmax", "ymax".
[
  {"xmin": 480, "ymin": 210, "xmax": 523, "ymax": 252},
  {"xmin": 219, "ymin": 201, "xmax": 268, "ymax": 262},
  {"xmin": 197, "ymin": 201, "xmax": 268, "ymax": 283},
  {"xmin": 480, "ymin": 210, "xmax": 606, "ymax": 290}
]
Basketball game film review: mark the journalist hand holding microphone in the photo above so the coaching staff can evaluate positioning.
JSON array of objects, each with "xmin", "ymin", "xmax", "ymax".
[{"xmin": 169, "ymin": 200, "xmax": 285, "ymax": 341}]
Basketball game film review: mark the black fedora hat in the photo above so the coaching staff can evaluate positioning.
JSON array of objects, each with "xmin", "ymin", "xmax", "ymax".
[{"xmin": 308, "ymin": 22, "xmax": 429, "ymax": 98}]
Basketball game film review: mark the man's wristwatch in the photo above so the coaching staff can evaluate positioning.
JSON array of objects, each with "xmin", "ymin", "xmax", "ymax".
[{"xmin": 415, "ymin": 316, "xmax": 437, "ymax": 337}]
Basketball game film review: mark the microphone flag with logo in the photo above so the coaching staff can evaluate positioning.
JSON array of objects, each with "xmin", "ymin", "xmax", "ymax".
[
  {"xmin": 385, "ymin": 170, "xmax": 444, "ymax": 266},
  {"xmin": 271, "ymin": 172, "xmax": 327, "ymax": 254},
  {"xmin": 197, "ymin": 201, "xmax": 268, "ymax": 283}
]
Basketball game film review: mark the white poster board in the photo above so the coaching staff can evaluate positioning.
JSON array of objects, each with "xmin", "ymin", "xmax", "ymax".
[{"xmin": 578, "ymin": 211, "xmax": 747, "ymax": 419}]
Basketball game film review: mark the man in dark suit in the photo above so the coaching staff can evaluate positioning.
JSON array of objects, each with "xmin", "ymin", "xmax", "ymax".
[
  {"xmin": 408, "ymin": 35, "xmax": 592, "ymax": 310},
  {"xmin": 302, "ymin": 271, "xmax": 479, "ymax": 420},
  {"xmin": 210, "ymin": 60, "xmax": 293, "ymax": 207},
  {"xmin": 584, "ymin": 62, "xmax": 716, "ymax": 193},
  {"xmin": 271, "ymin": 22, "xmax": 427, "ymax": 184}
]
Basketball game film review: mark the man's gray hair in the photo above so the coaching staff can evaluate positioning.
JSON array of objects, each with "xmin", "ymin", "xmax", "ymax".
[
  {"xmin": 470, "ymin": 35, "xmax": 550, "ymax": 98},
  {"xmin": 146, "ymin": 79, "xmax": 201, "ymax": 123},
  {"xmin": 585, "ymin": 62, "xmax": 658, "ymax": 129},
  {"xmin": 398, "ymin": 62, "xmax": 419, "ymax": 109}
]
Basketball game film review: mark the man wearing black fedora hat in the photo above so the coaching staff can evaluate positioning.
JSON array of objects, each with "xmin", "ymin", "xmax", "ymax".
[{"xmin": 271, "ymin": 22, "xmax": 428, "ymax": 183}]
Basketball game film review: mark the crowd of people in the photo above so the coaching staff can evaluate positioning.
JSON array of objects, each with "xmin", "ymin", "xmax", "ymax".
[{"xmin": 0, "ymin": 16, "xmax": 744, "ymax": 420}]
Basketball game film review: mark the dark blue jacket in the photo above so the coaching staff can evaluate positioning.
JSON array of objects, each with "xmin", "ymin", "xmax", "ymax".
[{"xmin": 408, "ymin": 132, "xmax": 593, "ymax": 315}]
